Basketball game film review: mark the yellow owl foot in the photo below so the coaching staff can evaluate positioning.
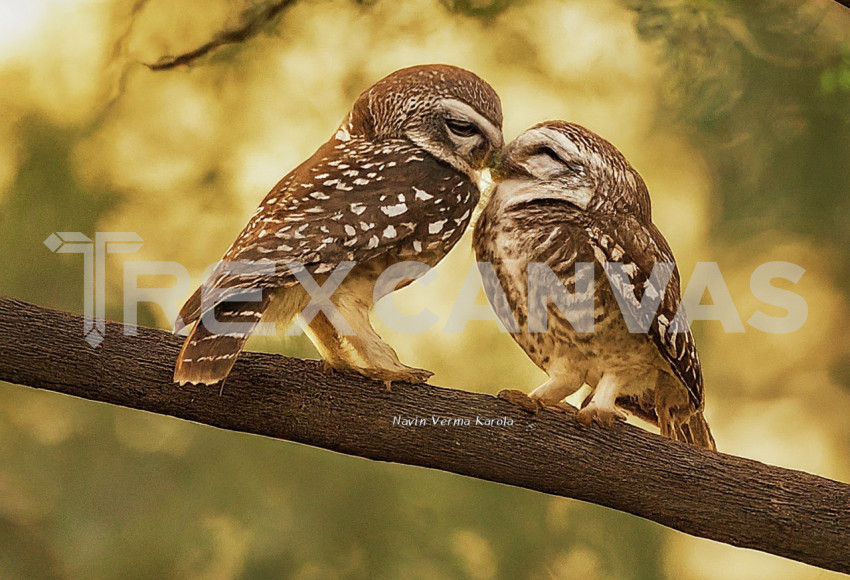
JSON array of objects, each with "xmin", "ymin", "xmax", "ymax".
[
  {"xmin": 497, "ymin": 389, "xmax": 539, "ymax": 413},
  {"xmin": 577, "ymin": 404, "xmax": 626, "ymax": 428}
]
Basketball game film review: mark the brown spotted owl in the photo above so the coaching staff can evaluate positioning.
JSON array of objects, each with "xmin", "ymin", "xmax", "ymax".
[
  {"xmin": 474, "ymin": 121, "xmax": 715, "ymax": 450},
  {"xmin": 175, "ymin": 64, "xmax": 503, "ymax": 386}
]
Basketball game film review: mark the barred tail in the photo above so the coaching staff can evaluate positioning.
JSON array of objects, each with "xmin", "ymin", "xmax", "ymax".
[
  {"xmin": 175, "ymin": 286, "xmax": 202, "ymax": 334},
  {"xmin": 677, "ymin": 411, "xmax": 717, "ymax": 451},
  {"xmin": 173, "ymin": 295, "xmax": 270, "ymax": 386},
  {"xmin": 620, "ymin": 394, "xmax": 717, "ymax": 451}
]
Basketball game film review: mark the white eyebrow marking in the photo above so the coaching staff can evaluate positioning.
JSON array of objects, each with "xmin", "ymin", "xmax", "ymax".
[{"xmin": 439, "ymin": 98, "xmax": 503, "ymax": 148}]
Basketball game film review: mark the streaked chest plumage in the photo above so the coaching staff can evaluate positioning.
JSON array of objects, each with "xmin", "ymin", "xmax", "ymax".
[{"xmin": 475, "ymin": 192, "xmax": 671, "ymax": 393}]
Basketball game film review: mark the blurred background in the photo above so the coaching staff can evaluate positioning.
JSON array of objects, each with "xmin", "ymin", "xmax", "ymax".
[{"xmin": 1, "ymin": 0, "xmax": 849, "ymax": 578}]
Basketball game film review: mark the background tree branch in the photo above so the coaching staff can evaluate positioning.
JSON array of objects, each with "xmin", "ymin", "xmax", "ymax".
[
  {"xmin": 144, "ymin": 0, "xmax": 297, "ymax": 70},
  {"xmin": 0, "ymin": 296, "xmax": 848, "ymax": 574},
  {"xmin": 140, "ymin": 0, "xmax": 850, "ymax": 71}
]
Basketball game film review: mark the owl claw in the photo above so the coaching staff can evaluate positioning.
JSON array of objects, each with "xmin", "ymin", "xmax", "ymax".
[
  {"xmin": 576, "ymin": 405, "xmax": 626, "ymax": 428},
  {"xmin": 358, "ymin": 365, "xmax": 434, "ymax": 388},
  {"xmin": 497, "ymin": 389, "xmax": 539, "ymax": 414}
]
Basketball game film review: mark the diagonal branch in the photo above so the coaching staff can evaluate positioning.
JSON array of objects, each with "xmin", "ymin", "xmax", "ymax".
[
  {"xmin": 141, "ymin": 0, "xmax": 850, "ymax": 72},
  {"xmin": 0, "ymin": 296, "xmax": 848, "ymax": 573},
  {"xmin": 145, "ymin": 0, "xmax": 297, "ymax": 70}
]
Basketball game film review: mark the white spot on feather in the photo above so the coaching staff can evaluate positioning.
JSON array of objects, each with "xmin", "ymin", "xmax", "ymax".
[
  {"xmin": 381, "ymin": 202, "xmax": 408, "ymax": 217},
  {"xmin": 429, "ymin": 220, "xmax": 447, "ymax": 234},
  {"xmin": 413, "ymin": 187, "xmax": 433, "ymax": 201}
]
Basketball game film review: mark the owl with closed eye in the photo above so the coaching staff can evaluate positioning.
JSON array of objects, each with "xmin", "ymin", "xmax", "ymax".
[
  {"xmin": 474, "ymin": 121, "xmax": 715, "ymax": 449},
  {"xmin": 174, "ymin": 64, "xmax": 503, "ymax": 387}
]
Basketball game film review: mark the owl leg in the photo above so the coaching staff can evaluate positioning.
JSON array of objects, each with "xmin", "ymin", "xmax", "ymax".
[
  {"xmin": 499, "ymin": 372, "xmax": 582, "ymax": 415},
  {"xmin": 326, "ymin": 294, "xmax": 433, "ymax": 386},
  {"xmin": 577, "ymin": 373, "xmax": 626, "ymax": 428},
  {"xmin": 304, "ymin": 312, "xmax": 355, "ymax": 373},
  {"xmin": 529, "ymin": 376, "xmax": 581, "ymax": 406}
]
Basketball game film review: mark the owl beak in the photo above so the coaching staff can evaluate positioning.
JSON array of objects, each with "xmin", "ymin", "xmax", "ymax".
[{"xmin": 484, "ymin": 146, "xmax": 502, "ymax": 170}]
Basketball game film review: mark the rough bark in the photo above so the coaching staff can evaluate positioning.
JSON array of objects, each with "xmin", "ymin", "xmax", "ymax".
[{"xmin": 0, "ymin": 296, "xmax": 848, "ymax": 573}]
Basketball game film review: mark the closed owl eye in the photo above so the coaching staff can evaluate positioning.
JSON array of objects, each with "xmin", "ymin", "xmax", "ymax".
[
  {"xmin": 445, "ymin": 118, "xmax": 480, "ymax": 138},
  {"xmin": 538, "ymin": 146, "xmax": 562, "ymax": 163},
  {"xmin": 537, "ymin": 146, "xmax": 584, "ymax": 176}
]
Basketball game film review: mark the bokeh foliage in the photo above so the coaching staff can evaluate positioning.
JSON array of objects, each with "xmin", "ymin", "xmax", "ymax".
[{"xmin": 0, "ymin": 0, "xmax": 848, "ymax": 578}]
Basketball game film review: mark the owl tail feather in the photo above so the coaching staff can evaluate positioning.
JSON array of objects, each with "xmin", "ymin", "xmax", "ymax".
[
  {"xmin": 673, "ymin": 412, "xmax": 716, "ymax": 451},
  {"xmin": 617, "ymin": 395, "xmax": 717, "ymax": 451},
  {"xmin": 175, "ymin": 286, "xmax": 202, "ymax": 335},
  {"xmin": 173, "ymin": 295, "xmax": 270, "ymax": 386}
]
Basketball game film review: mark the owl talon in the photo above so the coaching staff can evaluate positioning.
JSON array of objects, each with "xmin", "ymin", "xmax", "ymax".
[
  {"xmin": 358, "ymin": 366, "xmax": 434, "ymax": 387},
  {"xmin": 497, "ymin": 389, "xmax": 539, "ymax": 414},
  {"xmin": 576, "ymin": 405, "xmax": 626, "ymax": 428}
]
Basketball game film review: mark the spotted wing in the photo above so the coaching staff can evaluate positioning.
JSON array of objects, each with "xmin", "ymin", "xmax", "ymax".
[
  {"xmin": 586, "ymin": 215, "xmax": 704, "ymax": 408},
  {"xmin": 180, "ymin": 136, "xmax": 477, "ymax": 328}
]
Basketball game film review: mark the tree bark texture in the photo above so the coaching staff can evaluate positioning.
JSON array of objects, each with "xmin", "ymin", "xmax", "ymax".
[{"xmin": 0, "ymin": 296, "xmax": 848, "ymax": 573}]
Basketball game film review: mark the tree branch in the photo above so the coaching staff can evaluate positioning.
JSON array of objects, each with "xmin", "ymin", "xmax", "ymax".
[
  {"xmin": 141, "ymin": 0, "xmax": 850, "ymax": 72},
  {"xmin": 0, "ymin": 296, "xmax": 848, "ymax": 573},
  {"xmin": 145, "ymin": 0, "xmax": 297, "ymax": 70}
]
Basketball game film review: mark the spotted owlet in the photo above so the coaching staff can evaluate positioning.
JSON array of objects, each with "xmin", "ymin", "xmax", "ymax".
[
  {"xmin": 174, "ymin": 64, "xmax": 503, "ymax": 386},
  {"xmin": 474, "ymin": 121, "xmax": 715, "ymax": 450}
]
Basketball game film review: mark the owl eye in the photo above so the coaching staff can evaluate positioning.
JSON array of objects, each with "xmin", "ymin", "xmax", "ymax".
[
  {"xmin": 538, "ymin": 146, "xmax": 584, "ymax": 176},
  {"xmin": 538, "ymin": 146, "xmax": 563, "ymax": 163},
  {"xmin": 445, "ymin": 118, "xmax": 480, "ymax": 138}
]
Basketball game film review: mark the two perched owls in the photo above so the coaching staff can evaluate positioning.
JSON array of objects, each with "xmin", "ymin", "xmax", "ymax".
[{"xmin": 174, "ymin": 64, "xmax": 715, "ymax": 450}]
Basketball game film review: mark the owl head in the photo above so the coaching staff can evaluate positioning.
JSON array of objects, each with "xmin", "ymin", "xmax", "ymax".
[
  {"xmin": 340, "ymin": 64, "xmax": 504, "ymax": 178},
  {"xmin": 495, "ymin": 121, "xmax": 651, "ymax": 219}
]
